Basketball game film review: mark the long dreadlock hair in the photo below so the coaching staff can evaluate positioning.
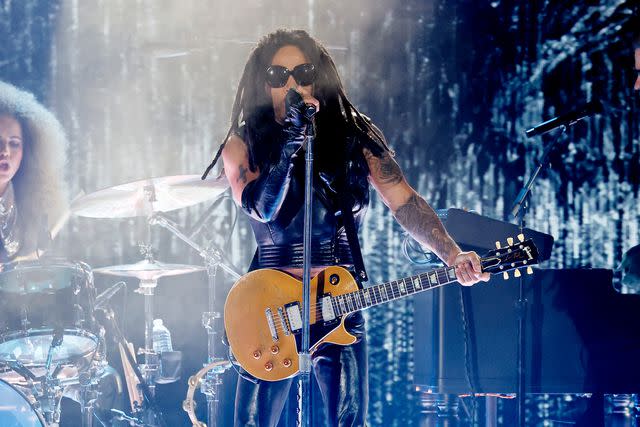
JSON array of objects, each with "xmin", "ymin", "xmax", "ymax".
[{"xmin": 203, "ymin": 28, "xmax": 392, "ymax": 178}]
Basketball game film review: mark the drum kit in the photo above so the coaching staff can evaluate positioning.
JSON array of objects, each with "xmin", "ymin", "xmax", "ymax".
[{"xmin": 0, "ymin": 174, "xmax": 238, "ymax": 427}]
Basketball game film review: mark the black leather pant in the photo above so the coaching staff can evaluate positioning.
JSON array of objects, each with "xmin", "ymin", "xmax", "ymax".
[{"xmin": 234, "ymin": 313, "xmax": 368, "ymax": 427}]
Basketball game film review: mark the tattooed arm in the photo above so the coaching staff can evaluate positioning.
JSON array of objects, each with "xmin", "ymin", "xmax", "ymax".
[
  {"xmin": 364, "ymin": 148, "xmax": 489, "ymax": 284},
  {"xmin": 221, "ymin": 134, "xmax": 260, "ymax": 207}
]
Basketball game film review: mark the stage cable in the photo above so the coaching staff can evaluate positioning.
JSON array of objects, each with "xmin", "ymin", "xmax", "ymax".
[{"xmin": 459, "ymin": 286, "xmax": 479, "ymax": 426}]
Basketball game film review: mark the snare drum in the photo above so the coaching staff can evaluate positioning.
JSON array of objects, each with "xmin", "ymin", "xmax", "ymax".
[
  {"xmin": 0, "ymin": 378, "xmax": 45, "ymax": 426},
  {"xmin": 0, "ymin": 260, "xmax": 99, "ymax": 367}
]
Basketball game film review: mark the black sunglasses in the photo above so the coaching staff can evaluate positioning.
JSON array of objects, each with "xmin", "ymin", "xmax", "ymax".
[{"xmin": 265, "ymin": 63, "xmax": 316, "ymax": 88}]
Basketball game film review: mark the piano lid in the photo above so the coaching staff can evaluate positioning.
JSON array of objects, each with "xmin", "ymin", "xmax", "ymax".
[{"xmin": 436, "ymin": 208, "xmax": 554, "ymax": 262}]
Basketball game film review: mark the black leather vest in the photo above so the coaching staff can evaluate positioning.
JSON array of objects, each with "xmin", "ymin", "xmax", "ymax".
[{"xmin": 246, "ymin": 130, "xmax": 370, "ymax": 271}]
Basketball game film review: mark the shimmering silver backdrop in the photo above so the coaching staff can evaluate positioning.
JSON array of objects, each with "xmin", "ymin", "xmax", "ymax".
[{"xmin": 1, "ymin": 0, "xmax": 639, "ymax": 425}]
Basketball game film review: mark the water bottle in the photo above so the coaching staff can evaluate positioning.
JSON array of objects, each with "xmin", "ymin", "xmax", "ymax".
[{"xmin": 152, "ymin": 318, "xmax": 173, "ymax": 353}]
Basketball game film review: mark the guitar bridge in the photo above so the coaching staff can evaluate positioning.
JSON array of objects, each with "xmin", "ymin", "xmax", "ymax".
[{"xmin": 265, "ymin": 308, "xmax": 278, "ymax": 342}]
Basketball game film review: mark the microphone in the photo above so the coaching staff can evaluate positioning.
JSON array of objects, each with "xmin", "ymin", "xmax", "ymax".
[
  {"xmin": 95, "ymin": 281, "xmax": 126, "ymax": 309},
  {"xmin": 285, "ymin": 88, "xmax": 317, "ymax": 122},
  {"xmin": 525, "ymin": 100, "xmax": 603, "ymax": 138}
]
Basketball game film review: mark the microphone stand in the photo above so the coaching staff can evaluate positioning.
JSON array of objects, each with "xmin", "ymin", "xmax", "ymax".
[
  {"xmin": 299, "ymin": 117, "xmax": 315, "ymax": 427},
  {"xmin": 510, "ymin": 125, "xmax": 567, "ymax": 427}
]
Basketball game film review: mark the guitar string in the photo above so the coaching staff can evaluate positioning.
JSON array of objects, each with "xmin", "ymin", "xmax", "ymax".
[
  {"xmin": 266, "ymin": 259, "xmax": 526, "ymax": 337},
  {"xmin": 263, "ymin": 251, "xmax": 520, "ymax": 331},
  {"xmin": 265, "ymin": 271, "xmax": 456, "ymax": 335},
  {"xmin": 266, "ymin": 277, "xmax": 455, "ymax": 336}
]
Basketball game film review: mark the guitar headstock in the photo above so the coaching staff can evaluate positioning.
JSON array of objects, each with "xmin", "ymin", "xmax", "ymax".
[{"xmin": 480, "ymin": 234, "xmax": 540, "ymax": 279}]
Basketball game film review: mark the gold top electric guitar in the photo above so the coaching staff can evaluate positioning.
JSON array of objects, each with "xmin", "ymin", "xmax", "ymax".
[{"xmin": 224, "ymin": 235, "xmax": 539, "ymax": 381}]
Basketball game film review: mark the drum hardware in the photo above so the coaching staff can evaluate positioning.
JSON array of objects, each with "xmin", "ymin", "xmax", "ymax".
[
  {"xmin": 37, "ymin": 372, "xmax": 64, "ymax": 426},
  {"xmin": 110, "ymin": 408, "xmax": 145, "ymax": 425},
  {"xmin": 44, "ymin": 328, "xmax": 64, "ymax": 374},
  {"xmin": 149, "ymin": 211, "xmax": 240, "ymax": 427},
  {"xmin": 78, "ymin": 370, "xmax": 98, "ymax": 427}
]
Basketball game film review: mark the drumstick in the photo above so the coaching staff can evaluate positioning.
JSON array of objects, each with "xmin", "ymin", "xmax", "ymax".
[{"xmin": 118, "ymin": 341, "xmax": 142, "ymax": 412}]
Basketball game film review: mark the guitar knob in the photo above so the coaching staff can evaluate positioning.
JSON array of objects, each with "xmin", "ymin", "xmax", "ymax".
[
  {"xmin": 517, "ymin": 233, "xmax": 525, "ymax": 242},
  {"xmin": 507, "ymin": 237, "xmax": 514, "ymax": 246},
  {"xmin": 253, "ymin": 350, "xmax": 262, "ymax": 359},
  {"xmin": 271, "ymin": 345, "xmax": 279, "ymax": 354},
  {"xmin": 264, "ymin": 362, "xmax": 274, "ymax": 371},
  {"xmin": 495, "ymin": 241, "xmax": 501, "ymax": 249},
  {"xmin": 329, "ymin": 274, "xmax": 340, "ymax": 285},
  {"xmin": 503, "ymin": 271, "xmax": 509, "ymax": 280},
  {"xmin": 526, "ymin": 266, "xmax": 534, "ymax": 275},
  {"xmin": 514, "ymin": 268, "xmax": 521, "ymax": 278},
  {"xmin": 283, "ymin": 358, "xmax": 292, "ymax": 367}
]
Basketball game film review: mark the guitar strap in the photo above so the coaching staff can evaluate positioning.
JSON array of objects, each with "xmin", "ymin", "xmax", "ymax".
[{"xmin": 338, "ymin": 189, "xmax": 368, "ymax": 283}]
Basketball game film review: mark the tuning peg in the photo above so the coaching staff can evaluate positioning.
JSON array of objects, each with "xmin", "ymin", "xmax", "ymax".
[
  {"xmin": 495, "ymin": 241, "xmax": 501, "ymax": 249},
  {"xmin": 514, "ymin": 268, "xmax": 521, "ymax": 278},
  {"xmin": 526, "ymin": 266, "xmax": 533, "ymax": 275},
  {"xmin": 517, "ymin": 233, "xmax": 525, "ymax": 242},
  {"xmin": 507, "ymin": 237, "xmax": 514, "ymax": 246},
  {"xmin": 503, "ymin": 271, "xmax": 509, "ymax": 280}
]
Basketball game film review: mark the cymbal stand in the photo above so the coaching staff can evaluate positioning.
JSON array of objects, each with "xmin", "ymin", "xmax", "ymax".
[
  {"xmin": 149, "ymin": 212, "xmax": 240, "ymax": 426},
  {"xmin": 136, "ymin": 277, "xmax": 161, "ymax": 424}
]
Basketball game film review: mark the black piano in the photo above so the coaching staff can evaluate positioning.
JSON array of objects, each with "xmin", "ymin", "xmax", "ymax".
[{"xmin": 414, "ymin": 209, "xmax": 640, "ymax": 394}]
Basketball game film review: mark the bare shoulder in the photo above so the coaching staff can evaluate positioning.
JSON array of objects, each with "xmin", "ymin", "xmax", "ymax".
[{"xmin": 221, "ymin": 133, "xmax": 248, "ymax": 162}]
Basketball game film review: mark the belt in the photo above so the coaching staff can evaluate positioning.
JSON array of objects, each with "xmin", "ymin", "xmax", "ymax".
[{"xmin": 257, "ymin": 238, "xmax": 354, "ymax": 269}]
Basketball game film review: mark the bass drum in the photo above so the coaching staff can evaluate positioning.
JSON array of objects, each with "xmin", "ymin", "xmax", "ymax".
[{"xmin": 0, "ymin": 378, "xmax": 45, "ymax": 426}]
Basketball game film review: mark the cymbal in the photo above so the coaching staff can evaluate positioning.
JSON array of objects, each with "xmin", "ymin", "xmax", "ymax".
[
  {"xmin": 71, "ymin": 174, "xmax": 228, "ymax": 218},
  {"xmin": 94, "ymin": 259, "xmax": 205, "ymax": 281}
]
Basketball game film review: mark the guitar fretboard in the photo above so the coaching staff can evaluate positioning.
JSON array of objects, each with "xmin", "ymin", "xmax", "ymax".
[{"xmin": 330, "ymin": 266, "xmax": 457, "ymax": 316}]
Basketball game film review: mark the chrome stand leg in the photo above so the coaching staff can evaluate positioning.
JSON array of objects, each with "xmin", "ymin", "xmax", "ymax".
[{"xmin": 201, "ymin": 264, "xmax": 228, "ymax": 426}]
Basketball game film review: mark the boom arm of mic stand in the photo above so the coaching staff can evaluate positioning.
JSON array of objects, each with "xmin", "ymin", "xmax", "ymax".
[
  {"xmin": 510, "ymin": 125, "xmax": 568, "ymax": 219},
  {"xmin": 149, "ymin": 213, "xmax": 241, "ymax": 280}
]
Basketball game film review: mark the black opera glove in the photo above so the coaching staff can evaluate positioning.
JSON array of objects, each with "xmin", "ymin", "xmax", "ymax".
[{"xmin": 241, "ymin": 90, "xmax": 314, "ymax": 222}]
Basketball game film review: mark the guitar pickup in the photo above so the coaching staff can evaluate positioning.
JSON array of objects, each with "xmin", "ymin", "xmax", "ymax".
[
  {"xmin": 285, "ymin": 302, "xmax": 302, "ymax": 333},
  {"xmin": 265, "ymin": 308, "xmax": 278, "ymax": 342},
  {"xmin": 320, "ymin": 295, "xmax": 337, "ymax": 323}
]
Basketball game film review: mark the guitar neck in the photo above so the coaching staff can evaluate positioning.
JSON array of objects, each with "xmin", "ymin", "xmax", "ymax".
[{"xmin": 332, "ymin": 265, "xmax": 458, "ymax": 316}]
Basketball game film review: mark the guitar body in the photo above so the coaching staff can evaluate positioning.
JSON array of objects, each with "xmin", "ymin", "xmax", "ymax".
[{"xmin": 224, "ymin": 266, "xmax": 360, "ymax": 382}]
